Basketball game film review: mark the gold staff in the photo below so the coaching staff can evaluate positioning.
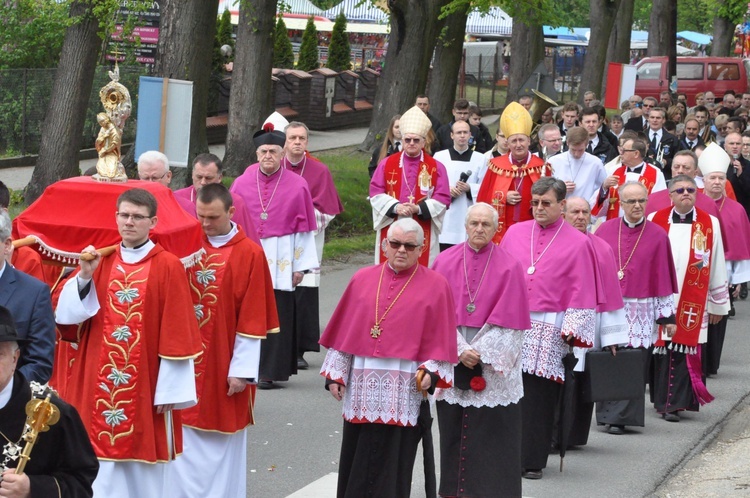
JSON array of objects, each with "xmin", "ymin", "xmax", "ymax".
[{"xmin": 14, "ymin": 393, "xmax": 60, "ymax": 475}]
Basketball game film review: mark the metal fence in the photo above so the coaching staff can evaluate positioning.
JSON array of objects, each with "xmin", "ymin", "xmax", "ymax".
[
  {"xmin": 0, "ymin": 65, "xmax": 149, "ymax": 158},
  {"xmin": 456, "ymin": 44, "xmax": 586, "ymax": 110}
]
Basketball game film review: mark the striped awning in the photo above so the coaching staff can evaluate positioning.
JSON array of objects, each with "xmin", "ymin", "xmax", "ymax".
[
  {"xmin": 219, "ymin": 0, "xmax": 325, "ymax": 17},
  {"xmin": 322, "ymin": 0, "xmax": 389, "ymax": 22},
  {"xmin": 465, "ymin": 7, "xmax": 512, "ymax": 36}
]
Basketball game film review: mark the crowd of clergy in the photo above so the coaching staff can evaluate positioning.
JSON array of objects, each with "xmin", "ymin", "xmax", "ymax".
[{"xmin": 318, "ymin": 92, "xmax": 749, "ymax": 498}]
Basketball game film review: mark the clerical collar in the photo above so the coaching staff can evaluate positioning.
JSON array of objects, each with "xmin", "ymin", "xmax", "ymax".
[
  {"xmin": 449, "ymin": 146, "xmax": 471, "ymax": 162},
  {"xmin": 627, "ymin": 162, "xmax": 645, "ymax": 174},
  {"xmin": 0, "ymin": 375, "xmax": 12, "ymax": 410},
  {"xmin": 536, "ymin": 216, "xmax": 563, "ymax": 230},
  {"xmin": 0, "ymin": 260, "xmax": 5, "ymax": 281},
  {"xmin": 260, "ymin": 165, "xmax": 282, "ymax": 177},
  {"xmin": 511, "ymin": 152, "xmax": 530, "ymax": 166},
  {"xmin": 386, "ymin": 262, "xmax": 417, "ymax": 276},
  {"xmin": 623, "ymin": 216, "xmax": 645, "ymax": 228},
  {"xmin": 121, "ymin": 239, "xmax": 155, "ymax": 263},
  {"xmin": 467, "ymin": 241, "xmax": 492, "ymax": 254},
  {"xmin": 670, "ymin": 207, "xmax": 695, "ymax": 224},
  {"xmin": 208, "ymin": 222, "xmax": 238, "ymax": 248},
  {"xmin": 286, "ymin": 155, "xmax": 305, "ymax": 167}
]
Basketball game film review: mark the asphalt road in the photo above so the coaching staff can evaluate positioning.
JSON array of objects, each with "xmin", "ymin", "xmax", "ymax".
[{"xmin": 246, "ymin": 253, "xmax": 750, "ymax": 498}]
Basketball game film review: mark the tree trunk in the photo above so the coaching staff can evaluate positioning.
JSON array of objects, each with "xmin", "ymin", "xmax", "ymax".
[
  {"xmin": 361, "ymin": 0, "xmax": 450, "ymax": 152},
  {"xmin": 427, "ymin": 4, "xmax": 469, "ymax": 124},
  {"xmin": 605, "ymin": 0, "xmax": 635, "ymax": 65},
  {"xmin": 25, "ymin": 1, "xmax": 100, "ymax": 204},
  {"xmin": 647, "ymin": 0, "xmax": 676, "ymax": 85},
  {"xmin": 154, "ymin": 0, "xmax": 219, "ymax": 187},
  {"xmin": 223, "ymin": 0, "xmax": 277, "ymax": 178},
  {"xmin": 711, "ymin": 1, "xmax": 735, "ymax": 57},
  {"xmin": 506, "ymin": 15, "xmax": 544, "ymax": 104},
  {"xmin": 578, "ymin": 0, "xmax": 620, "ymax": 103}
]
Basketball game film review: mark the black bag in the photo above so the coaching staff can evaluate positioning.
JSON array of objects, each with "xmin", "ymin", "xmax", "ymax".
[
  {"xmin": 453, "ymin": 362, "xmax": 483, "ymax": 390},
  {"xmin": 581, "ymin": 349, "xmax": 644, "ymax": 403}
]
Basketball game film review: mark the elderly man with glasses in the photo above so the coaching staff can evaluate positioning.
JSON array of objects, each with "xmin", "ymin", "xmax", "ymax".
[
  {"xmin": 320, "ymin": 217, "xmax": 457, "ymax": 497},
  {"xmin": 646, "ymin": 175, "xmax": 729, "ymax": 423},
  {"xmin": 594, "ymin": 182, "xmax": 678, "ymax": 434},
  {"xmin": 625, "ymin": 96, "xmax": 658, "ymax": 132}
]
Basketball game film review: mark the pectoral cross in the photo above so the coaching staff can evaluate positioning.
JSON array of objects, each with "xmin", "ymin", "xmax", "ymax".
[
  {"xmin": 407, "ymin": 195, "xmax": 415, "ymax": 203},
  {"xmin": 386, "ymin": 171, "xmax": 398, "ymax": 197}
]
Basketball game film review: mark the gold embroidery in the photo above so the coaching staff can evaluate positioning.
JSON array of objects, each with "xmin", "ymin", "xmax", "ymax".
[
  {"xmin": 294, "ymin": 246, "xmax": 304, "ymax": 260},
  {"xmin": 189, "ymin": 253, "xmax": 225, "ymax": 380},
  {"xmin": 277, "ymin": 259, "xmax": 291, "ymax": 272}
]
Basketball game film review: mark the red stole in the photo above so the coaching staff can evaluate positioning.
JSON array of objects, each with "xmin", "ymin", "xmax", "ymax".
[
  {"xmin": 595, "ymin": 164, "xmax": 658, "ymax": 219},
  {"xmin": 476, "ymin": 153, "xmax": 550, "ymax": 244},
  {"xmin": 651, "ymin": 207, "xmax": 713, "ymax": 348},
  {"xmin": 379, "ymin": 152, "xmax": 439, "ymax": 267}
]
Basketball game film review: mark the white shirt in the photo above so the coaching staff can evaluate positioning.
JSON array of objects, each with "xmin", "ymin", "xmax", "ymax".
[{"xmin": 549, "ymin": 151, "xmax": 608, "ymax": 205}]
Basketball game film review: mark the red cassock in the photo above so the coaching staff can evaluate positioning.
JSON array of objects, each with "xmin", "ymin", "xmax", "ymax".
[
  {"xmin": 182, "ymin": 229, "xmax": 279, "ymax": 433},
  {"xmin": 57, "ymin": 245, "xmax": 202, "ymax": 462}
]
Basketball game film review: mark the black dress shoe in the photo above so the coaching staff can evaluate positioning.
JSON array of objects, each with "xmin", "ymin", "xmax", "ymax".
[
  {"xmin": 663, "ymin": 412, "xmax": 680, "ymax": 422},
  {"xmin": 297, "ymin": 355, "xmax": 309, "ymax": 369},
  {"xmin": 258, "ymin": 380, "xmax": 276, "ymax": 390},
  {"xmin": 740, "ymin": 284, "xmax": 748, "ymax": 299},
  {"xmin": 522, "ymin": 469, "xmax": 543, "ymax": 480},
  {"xmin": 608, "ymin": 425, "xmax": 625, "ymax": 435}
]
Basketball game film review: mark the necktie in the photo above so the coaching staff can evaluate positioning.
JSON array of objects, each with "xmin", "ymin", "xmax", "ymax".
[
  {"xmin": 650, "ymin": 133, "xmax": 657, "ymax": 149},
  {"xmin": 688, "ymin": 141, "xmax": 693, "ymax": 149},
  {"xmin": 587, "ymin": 141, "xmax": 593, "ymax": 153}
]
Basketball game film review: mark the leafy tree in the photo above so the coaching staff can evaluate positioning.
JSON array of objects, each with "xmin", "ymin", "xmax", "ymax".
[
  {"xmin": 273, "ymin": 16, "xmax": 294, "ymax": 69},
  {"xmin": 297, "ymin": 16, "xmax": 320, "ymax": 71},
  {"xmin": 327, "ymin": 11, "xmax": 351, "ymax": 71},
  {"xmin": 0, "ymin": 0, "xmax": 71, "ymax": 69},
  {"xmin": 213, "ymin": 8, "xmax": 234, "ymax": 73}
]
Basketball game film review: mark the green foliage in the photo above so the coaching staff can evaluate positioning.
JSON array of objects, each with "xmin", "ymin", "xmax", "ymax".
[
  {"xmin": 0, "ymin": 0, "xmax": 71, "ymax": 69},
  {"xmin": 327, "ymin": 11, "xmax": 351, "ymax": 72},
  {"xmin": 273, "ymin": 16, "xmax": 295, "ymax": 69},
  {"xmin": 297, "ymin": 16, "xmax": 321, "ymax": 71},
  {"xmin": 309, "ymin": 0, "xmax": 343, "ymax": 8},
  {"xmin": 213, "ymin": 9, "xmax": 235, "ymax": 73}
]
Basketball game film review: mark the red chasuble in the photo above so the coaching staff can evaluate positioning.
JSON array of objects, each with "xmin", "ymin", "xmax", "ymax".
[
  {"xmin": 378, "ymin": 153, "xmax": 441, "ymax": 267},
  {"xmin": 57, "ymin": 245, "xmax": 202, "ymax": 462},
  {"xmin": 594, "ymin": 164, "xmax": 659, "ymax": 219},
  {"xmin": 476, "ymin": 153, "xmax": 551, "ymax": 244},
  {"xmin": 10, "ymin": 246, "xmax": 45, "ymax": 282},
  {"xmin": 182, "ymin": 229, "xmax": 279, "ymax": 433},
  {"xmin": 651, "ymin": 208, "xmax": 713, "ymax": 348}
]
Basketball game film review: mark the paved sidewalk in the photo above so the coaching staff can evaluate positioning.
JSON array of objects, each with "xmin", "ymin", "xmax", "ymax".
[{"xmin": 0, "ymin": 127, "xmax": 369, "ymax": 191}]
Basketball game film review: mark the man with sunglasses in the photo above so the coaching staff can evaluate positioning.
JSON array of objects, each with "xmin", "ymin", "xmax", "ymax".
[
  {"xmin": 647, "ymin": 175, "xmax": 729, "ymax": 422},
  {"xmin": 594, "ymin": 182, "xmax": 678, "ymax": 434},
  {"xmin": 320, "ymin": 218, "xmax": 457, "ymax": 497},
  {"xmin": 55, "ymin": 188, "xmax": 202, "ymax": 497},
  {"xmin": 499, "ymin": 177, "xmax": 598, "ymax": 479},
  {"xmin": 625, "ymin": 96, "xmax": 657, "ymax": 132},
  {"xmin": 370, "ymin": 105, "xmax": 451, "ymax": 266}
]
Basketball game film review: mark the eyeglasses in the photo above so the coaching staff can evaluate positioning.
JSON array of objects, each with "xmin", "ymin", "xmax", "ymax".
[
  {"xmin": 670, "ymin": 187, "xmax": 696, "ymax": 194},
  {"xmin": 642, "ymin": 104, "xmax": 654, "ymax": 108},
  {"xmin": 621, "ymin": 198, "xmax": 647, "ymax": 205},
  {"xmin": 139, "ymin": 171, "xmax": 168, "ymax": 182},
  {"xmin": 116, "ymin": 212, "xmax": 151, "ymax": 222},
  {"xmin": 530, "ymin": 200, "xmax": 557, "ymax": 207},
  {"xmin": 403, "ymin": 137, "xmax": 423, "ymax": 144},
  {"xmin": 620, "ymin": 148, "xmax": 637, "ymax": 152},
  {"xmin": 387, "ymin": 239, "xmax": 420, "ymax": 251},
  {"xmin": 544, "ymin": 138, "xmax": 563, "ymax": 143}
]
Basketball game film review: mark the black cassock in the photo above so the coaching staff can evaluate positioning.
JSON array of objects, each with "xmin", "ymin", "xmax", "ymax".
[{"xmin": 0, "ymin": 372, "xmax": 99, "ymax": 497}]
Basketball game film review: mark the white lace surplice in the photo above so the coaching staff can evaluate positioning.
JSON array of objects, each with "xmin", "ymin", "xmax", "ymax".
[
  {"xmin": 434, "ymin": 324, "xmax": 526, "ymax": 408},
  {"xmin": 321, "ymin": 349, "xmax": 453, "ymax": 427},
  {"xmin": 622, "ymin": 295, "xmax": 675, "ymax": 348}
]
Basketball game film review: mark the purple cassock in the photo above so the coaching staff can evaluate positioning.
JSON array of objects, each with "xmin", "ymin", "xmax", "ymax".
[
  {"xmin": 283, "ymin": 156, "xmax": 344, "ymax": 216},
  {"xmin": 595, "ymin": 218, "xmax": 679, "ymax": 298},
  {"xmin": 587, "ymin": 234, "xmax": 625, "ymax": 313},
  {"xmin": 431, "ymin": 242, "xmax": 531, "ymax": 330},
  {"xmin": 645, "ymin": 188, "xmax": 731, "ymax": 254},
  {"xmin": 174, "ymin": 185, "xmax": 261, "ymax": 245},
  {"xmin": 713, "ymin": 195, "xmax": 750, "ymax": 261},
  {"xmin": 500, "ymin": 217, "xmax": 601, "ymax": 315},
  {"xmin": 229, "ymin": 164, "xmax": 317, "ymax": 238},
  {"xmin": 319, "ymin": 264, "xmax": 458, "ymax": 363},
  {"xmin": 369, "ymin": 153, "xmax": 452, "ymax": 206}
]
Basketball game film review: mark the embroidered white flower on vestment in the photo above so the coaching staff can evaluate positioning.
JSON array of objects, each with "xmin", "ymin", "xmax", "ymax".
[
  {"xmin": 102, "ymin": 408, "xmax": 128, "ymax": 426},
  {"xmin": 115, "ymin": 288, "xmax": 140, "ymax": 304},
  {"xmin": 107, "ymin": 368, "xmax": 132, "ymax": 386}
]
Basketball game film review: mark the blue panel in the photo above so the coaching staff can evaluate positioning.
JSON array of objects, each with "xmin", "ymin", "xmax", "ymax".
[{"xmin": 134, "ymin": 76, "xmax": 164, "ymax": 162}]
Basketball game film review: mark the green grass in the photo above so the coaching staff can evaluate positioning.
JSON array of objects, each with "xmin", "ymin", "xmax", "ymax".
[{"xmin": 458, "ymin": 84, "xmax": 508, "ymax": 110}]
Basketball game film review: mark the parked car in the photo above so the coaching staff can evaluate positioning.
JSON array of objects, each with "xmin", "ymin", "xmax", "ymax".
[{"xmin": 634, "ymin": 56, "xmax": 749, "ymax": 105}]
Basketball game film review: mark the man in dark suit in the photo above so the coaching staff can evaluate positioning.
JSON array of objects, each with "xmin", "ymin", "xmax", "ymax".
[
  {"xmin": 645, "ymin": 106, "xmax": 681, "ymax": 180},
  {"xmin": 680, "ymin": 118, "xmax": 705, "ymax": 151},
  {"xmin": 0, "ymin": 211, "xmax": 55, "ymax": 384},
  {"xmin": 624, "ymin": 97, "xmax": 657, "ymax": 132},
  {"xmin": 435, "ymin": 99, "xmax": 485, "ymax": 153},
  {"xmin": 725, "ymin": 131, "xmax": 750, "ymax": 219}
]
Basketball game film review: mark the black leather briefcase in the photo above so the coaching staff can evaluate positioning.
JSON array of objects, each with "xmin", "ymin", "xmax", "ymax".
[{"xmin": 580, "ymin": 349, "xmax": 644, "ymax": 403}]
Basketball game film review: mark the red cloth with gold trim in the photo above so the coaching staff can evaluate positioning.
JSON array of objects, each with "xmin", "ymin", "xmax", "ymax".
[
  {"xmin": 476, "ymin": 153, "xmax": 551, "ymax": 244},
  {"xmin": 182, "ymin": 228, "xmax": 279, "ymax": 433},
  {"xmin": 57, "ymin": 245, "xmax": 202, "ymax": 462}
]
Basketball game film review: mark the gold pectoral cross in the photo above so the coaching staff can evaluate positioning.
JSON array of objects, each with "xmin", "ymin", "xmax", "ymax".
[
  {"xmin": 370, "ymin": 325, "xmax": 382, "ymax": 338},
  {"xmin": 407, "ymin": 195, "xmax": 415, "ymax": 203}
]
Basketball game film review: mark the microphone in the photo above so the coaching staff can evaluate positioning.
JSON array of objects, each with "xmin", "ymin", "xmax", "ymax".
[
  {"xmin": 459, "ymin": 170, "xmax": 472, "ymax": 183},
  {"xmin": 734, "ymin": 154, "xmax": 739, "ymax": 173}
]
